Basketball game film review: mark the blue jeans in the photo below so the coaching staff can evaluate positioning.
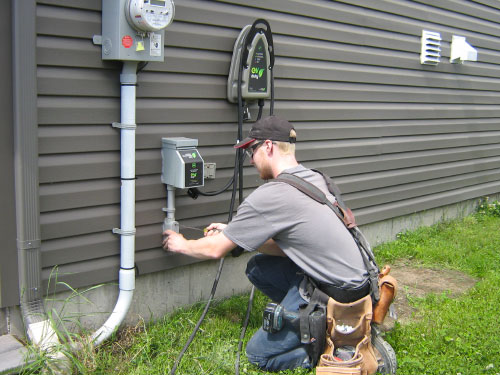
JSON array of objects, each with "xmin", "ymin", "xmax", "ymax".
[{"xmin": 245, "ymin": 254, "xmax": 312, "ymax": 371}]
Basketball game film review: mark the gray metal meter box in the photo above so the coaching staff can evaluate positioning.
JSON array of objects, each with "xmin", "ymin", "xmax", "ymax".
[
  {"xmin": 161, "ymin": 138, "xmax": 204, "ymax": 188},
  {"xmin": 101, "ymin": 0, "xmax": 172, "ymax": 62}
]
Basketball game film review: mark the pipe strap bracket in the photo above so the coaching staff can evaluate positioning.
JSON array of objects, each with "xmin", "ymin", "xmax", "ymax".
[
  {"xmin": 17, "ymin": 239, "xmax": 41, "ymax": 250},
  {"xmin": 112, "ymin": 228, "xmax": 136, "ymax": 236},
  {"xmin": 112, "ymin": 122, "xmax": 137, "ymax": 130}
]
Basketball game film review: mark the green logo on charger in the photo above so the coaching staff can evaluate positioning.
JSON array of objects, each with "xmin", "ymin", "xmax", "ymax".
[
  {"xmin": 192, "ymin": 152, "xmax": 197, "ymax": 158},
  {"xmin": 251, "ymin": 67, "xmax": 265, "ymax": 78}
]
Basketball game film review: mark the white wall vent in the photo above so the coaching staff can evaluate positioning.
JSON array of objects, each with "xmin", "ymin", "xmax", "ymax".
[
  {"xmin": 450, "ymin": 35, "xmax": 477, "ymax": 64},
  {"xmin": 420, "ymin": 30, "xmax": 441, "ymax": 65}
]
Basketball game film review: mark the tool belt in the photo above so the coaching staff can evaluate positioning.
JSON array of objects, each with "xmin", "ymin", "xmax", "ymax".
[
  {"xmin": 316, "ymin": 294, "xmax": 378, "ymax": 375},
  {"xmin": 300, "ymin": 269, "xmax": 397, "ymax": 371}
]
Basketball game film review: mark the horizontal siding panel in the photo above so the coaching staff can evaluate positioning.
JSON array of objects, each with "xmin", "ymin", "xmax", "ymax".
[
  {"xmin": 40, "ymin": 192, "xmax": 234, "ymax": 241},
  {"xmin": 37, "ymin": 35, "xmax": 230, "ymax": 73},
  {"xmin": 40, "ymin": 157, "xmax": 500, "ymax": 228},
  {"xmin": 334, "ymin": 0, "xmax": 500, "ymax": 37},
  {"xmin": 274, "ymin": 102, "xmax": 500, "ymax": 122},
  {"xmin": 310, "ymin": 144, "xmax": 500, "ymax": 178},
  {"xmin": 137, "ymin": 73, "xmax": 227, "ymax": 99},
  {"xmin": 412, "ymin": 0, "xmax": 500, "ymax": 24},
  {"xmin": 356, "ymin": 180, "xmax": 500, "ymax": 225},
  {"xmin": 39, "ymin": 123, "xmax": 244, "ymax": 154},
  {"xmin": 39, "ymin": 171, "xmax": 238, "ymax": 212},
  {"xmin": 178, "ymin": 2, "xmax": 418, "ymax": 53},
  {"xmin": 275, "ymin": 35, "xmax": 500, "ymax": 78},
  {"xmin": 37, "ymin": 3, "xmax": 100, "ymax": 39},
  {"xmin": 38, "ymin": 96, "xmax": 118, "ymax": 125},
  {"xmin": 39, "ymin": 147, "xmax": 241, "ymax": 183},
  {"xmin": 219, "ymin": 0, "xmax": 500, "ymax": 51},
  {"xmin": 40, "ymin": 157, "xmax": 500, "ymax": 241},
  {"xmin": 39, "ymin": 152, "xmax": 120, "ymax": 183},
  {"xmin": 39, "ymin": 144, "xmax": 500, "ymax": 212},
  {"xmin": 38, "ymin": 119, "xmax": 500, "ymax": 155},
  {"xmin": 41, "ymin": 214, "xmax": 229, "ymax": 268},
  {"xmin": 41, "ymin": 250, "xmax": 202, "ymax": 293},
  {"xmin": 37, "ymin": 96, "xmax": 500, "ymax": 130},
  {"xmin": 39, "ymin": 132, "xmax": 500, "ymax": 183},
  {"xmin": 346, "ymin": 168, "xmax": 500, "ymax": 209},
  {"xmin": 38, "ymin": 97, "xmax": 239, "ymax": 125},
  {"xmin": 39, "ymin": 66, "xmax": 500, "ymax": 102},
  {"xmin": 336, "ymin": 156, "xmax": 500, "ymax": 194},
  {"xmin": 296, "ymin": 119, "xmax": 500, "ymax": 141},
  {"xmin": 275, "ymin": 80, "xmax": 500, "ymax": 104},
  {"xmin": 40, "ymin": 142, "xmax": 500, "ymax": 211},
  {"xmin": 472, "ymin": 0, "xmax": 500, "ymax": 12},
  {"xmin": 37, "ymin": 0, "xmax": 100, "ymax": 11},
  {"xmin": 38, "ymin": 66, "xmax": 119, "ymax": 97},
  {"xmin": 37, "ymin": 36, "xmax": 108, "ymax": 69},
  {"xmin": 277, "ymin": 59, "xmax": 500, "ymax": 91}
]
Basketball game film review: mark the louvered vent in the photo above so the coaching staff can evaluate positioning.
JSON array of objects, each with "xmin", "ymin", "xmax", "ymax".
[{"xmin": 420, "ymin": 30, "xmax": 441, "ymax": 65}]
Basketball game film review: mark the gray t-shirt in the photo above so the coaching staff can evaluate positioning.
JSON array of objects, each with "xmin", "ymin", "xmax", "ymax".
[{"xmin": 223, "ymin": 165, "xmax": 368, "ymax": 287}]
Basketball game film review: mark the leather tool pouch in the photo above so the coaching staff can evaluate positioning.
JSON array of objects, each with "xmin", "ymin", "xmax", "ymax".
[
  {"xmin": 316, "ymin": 295, "xmax": 378, "ymax": 375},
  {"xmin": 372, "ymin": 266, "xmax": 398, "ymax": 325}
]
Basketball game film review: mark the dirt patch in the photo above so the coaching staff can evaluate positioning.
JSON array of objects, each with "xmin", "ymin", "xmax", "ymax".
[{"xmin": 379, "ymin": 261, "xmax": 478, "ymax": 331}]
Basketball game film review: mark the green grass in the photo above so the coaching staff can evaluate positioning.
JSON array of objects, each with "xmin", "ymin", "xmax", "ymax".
[{"xmin": 23, "ymin": 206, "xmax": 500, "ymax": 374}]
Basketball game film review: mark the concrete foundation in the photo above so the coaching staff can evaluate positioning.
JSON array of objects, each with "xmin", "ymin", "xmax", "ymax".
[{"xmin": 2, "ymin": 193, "xmax": 498, "ymax": 337}]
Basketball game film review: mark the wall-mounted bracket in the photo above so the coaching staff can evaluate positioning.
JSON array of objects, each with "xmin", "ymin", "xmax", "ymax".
[
  {"xmin": 112, "ymin": 122, "xmax": 137, "ymax": 130},
  {"xmin": 112, "ymin": 228, "xmax": 137, "ymax": 236}
]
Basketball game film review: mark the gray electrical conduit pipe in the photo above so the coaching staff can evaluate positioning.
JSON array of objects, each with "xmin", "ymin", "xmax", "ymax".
[{"xmin": 92, "ymin": 61, "xmax": 138, "ymax": 346}]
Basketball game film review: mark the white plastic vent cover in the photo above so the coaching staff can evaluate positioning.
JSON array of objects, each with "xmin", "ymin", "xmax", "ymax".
[{"xmin": 420, "ymin": 30, "xmax": 441, "ymax": 65}]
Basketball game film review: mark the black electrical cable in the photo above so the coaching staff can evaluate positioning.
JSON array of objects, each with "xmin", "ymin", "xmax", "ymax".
[
  {"xmin": 189, "ymin": 152, "xmax": 238, "ymax": 197},
  {"xmin": 256, "ymin": 99, "xmax": 264, "ymax": 122},
  {"xmin": 169, "ymin": 257, "xmax": 225, "ymax": 375},
  {"xmin": 137, "ymin": 61, "xmax": 149, "ymax": 73},
  {"xmin": 235, "ymin": 285, "xmax": 255, "ymax": 375},
  {"xmin": 270, "ymin": 67, "xmax": 274, "ymax": 116}
]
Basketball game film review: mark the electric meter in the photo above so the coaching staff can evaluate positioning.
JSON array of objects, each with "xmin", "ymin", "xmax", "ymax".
[
  {"xmin": 126, "ymin": 0, "xmax": 175, "ymax": 33},
  {"xmin": 99, "ymin": 0, "xmax": 175, "ymax": 61}
]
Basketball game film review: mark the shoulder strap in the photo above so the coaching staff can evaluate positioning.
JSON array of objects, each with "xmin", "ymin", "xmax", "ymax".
[
  {"xmin": 275, "ymin": 172, "xmax": 356, "ymax": 229},
  {"xmin": 275, "ymin": 171, "xmax": 381, "ymax": 302}
]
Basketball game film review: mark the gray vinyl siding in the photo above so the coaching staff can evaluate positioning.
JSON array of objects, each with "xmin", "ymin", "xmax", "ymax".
[{"xmin": 33, "ymin": 0, "xmax": 500, "ymax": 291}]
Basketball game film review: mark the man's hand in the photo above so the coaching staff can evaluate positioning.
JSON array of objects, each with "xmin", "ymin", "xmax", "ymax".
[
  {"xmin": 162, "ymin": 226, "xmax": 237, "ymax": 260},
  {"xmin": 162, "ymin": 230, "xmax": 188, "ymax": 254},
  {"xmin": 204, "ymin": 223, "xmax": 227, "ymax": 237}
]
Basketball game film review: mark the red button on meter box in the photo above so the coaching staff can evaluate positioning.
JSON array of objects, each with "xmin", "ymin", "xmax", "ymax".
[{"xmin": 122, "ymin": 35, "xmax": 133, "ymax": 49}]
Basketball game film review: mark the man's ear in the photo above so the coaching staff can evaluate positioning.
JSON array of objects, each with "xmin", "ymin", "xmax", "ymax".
[{"xmin": 265, "ymin": 140, "xmax": 274, "ymax": 154}]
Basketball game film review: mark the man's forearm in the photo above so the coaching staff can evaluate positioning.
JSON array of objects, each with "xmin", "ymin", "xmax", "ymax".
[{"xmin": 164, "ymin": 230, "xmax": 236, "ymax": 259}]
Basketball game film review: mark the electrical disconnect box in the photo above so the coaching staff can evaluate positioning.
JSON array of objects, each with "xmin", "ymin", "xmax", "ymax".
[
  {"xmin": 99, "ymin": 0, "xmax": 175, "ymax": 62},
  {"xmin": 161, "ymin": 138, "xmax": 204, "ymax": 188}
]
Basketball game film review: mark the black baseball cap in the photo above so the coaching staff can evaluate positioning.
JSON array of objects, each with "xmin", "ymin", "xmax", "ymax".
[{"xmin": 234, "ymin": 115, "xmax": 296, "ymax": 149}]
